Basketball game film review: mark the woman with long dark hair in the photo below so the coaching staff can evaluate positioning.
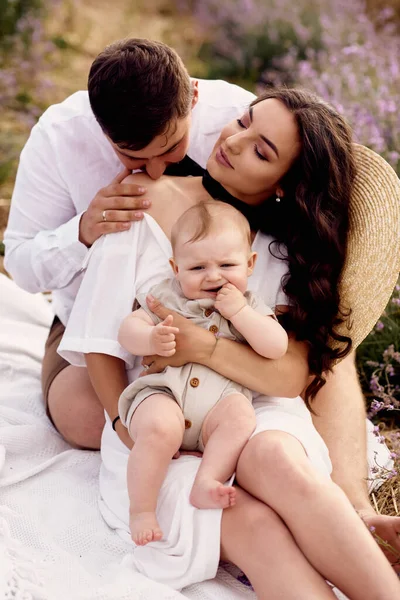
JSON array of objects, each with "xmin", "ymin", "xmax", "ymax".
[{"xmin": 60, "ymin": 88, "xmax": 400, "ymax": 598}]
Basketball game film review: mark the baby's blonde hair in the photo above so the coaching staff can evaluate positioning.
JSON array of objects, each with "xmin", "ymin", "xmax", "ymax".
[{"xmin": 171, "ymin": 201, "xmax": 251, "ymax": 253}]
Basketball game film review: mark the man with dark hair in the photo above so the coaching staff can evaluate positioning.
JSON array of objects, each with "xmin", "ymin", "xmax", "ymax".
[
  {"xmin": 4, "ymin": 37, "xmax": 255, "ymax": 446},
  {"xmin": 88, "ymin": 38, "xmax": 193, "ymax": 152}
]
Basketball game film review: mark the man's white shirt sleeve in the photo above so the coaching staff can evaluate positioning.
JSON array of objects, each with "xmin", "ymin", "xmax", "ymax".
[{"xmin": 4, "ymin": 121, "xmax": 89, "ymax": 293}]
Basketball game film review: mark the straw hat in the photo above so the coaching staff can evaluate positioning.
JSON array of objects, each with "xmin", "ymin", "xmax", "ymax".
[{"xmin": 337, "ymin": 144, "xmax": 400, "ymax": 350}]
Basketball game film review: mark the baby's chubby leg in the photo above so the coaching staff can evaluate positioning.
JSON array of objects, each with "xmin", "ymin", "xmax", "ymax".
[
  {"xmin": 128, "ymin": 394, "xmax": 185, "ymax": 546},
  {"xmin": 190, "ymin": 393, "xmax": 255, "ymax": 510}
]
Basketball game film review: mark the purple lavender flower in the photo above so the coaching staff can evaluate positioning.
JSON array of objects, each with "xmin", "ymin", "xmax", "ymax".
[
  {"xmin": 368, "ymin": 400, "xmax": 385, "ymax": 417},
  {"xmin": 386, "ymin": 364, "xmax": 395, "ymax": 377},
  {"xmin": 0, "ymin": 2, "xmax": 55, "ymax": 122},
  {"xmin": 366, "ymin": 361, "xmax": 379, "ymax": 368},
  {"xmin": 187, "ymin": 0, "xmax": 400, "ymax": 175}
]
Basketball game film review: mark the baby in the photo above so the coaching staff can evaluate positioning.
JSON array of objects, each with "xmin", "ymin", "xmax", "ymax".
[{"xmin": 118, "ymin": 201, "xmax": 288, "ymax": 546}]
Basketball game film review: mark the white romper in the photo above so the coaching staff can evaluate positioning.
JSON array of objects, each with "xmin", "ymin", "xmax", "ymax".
[{"xmin": 59, "ymin": 213, "xmax": 332, "ymax": 591}]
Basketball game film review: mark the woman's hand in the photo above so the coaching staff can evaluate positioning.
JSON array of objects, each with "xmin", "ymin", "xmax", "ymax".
[
  {"xmin": 141, "ymin": 295, "xmax": 216, "ymax": 375},
  {"xmin": 358, "ymin": 509, "xmax": 400, "ymax": 572}
]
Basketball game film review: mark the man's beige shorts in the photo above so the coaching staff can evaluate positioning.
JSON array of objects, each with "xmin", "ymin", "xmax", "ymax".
[{"xmin": 41, "ymin": 317, "xmax": 69, "ymax": 425}]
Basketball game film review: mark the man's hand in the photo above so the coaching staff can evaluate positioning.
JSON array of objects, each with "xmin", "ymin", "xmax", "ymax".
[
  {"xmin": 215, "ymin": 283, "xmax": 246, "ymax": 319},
  {"xmin": 79, "ymin": 169, "xmax": 150, "ymax": 247},
  {"xmin": 150, "ymin": 315, "xmax": 179, "ymax": 357},
  {"xmin": 114, "ymin": 418, "xmax": 133, "ymax": 450},
  {"xmin": 358, "ymin": 508, "xmax": 400, "ymax": 572}
]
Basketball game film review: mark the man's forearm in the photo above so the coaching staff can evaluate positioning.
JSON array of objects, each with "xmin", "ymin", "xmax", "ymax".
[
  {"xmin": 4, "ymin": 214, "xmax": 87, "ymax": 293},
  {"xmin": 85, "ymin": 353, "xmax": 128, "ymax": 421},
  {"xmin": 201, "ymin": 335, "xmax": 309, "ymax": 398},
  {"xmin": 311, "ymin": 352, "xmax": 371, "ymax": 510}
]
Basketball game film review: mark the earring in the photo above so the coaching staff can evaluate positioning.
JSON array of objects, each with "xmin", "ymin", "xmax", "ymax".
[{"xmin": 275, "ymin": 196, "xmax": 281, "ymax": 203}]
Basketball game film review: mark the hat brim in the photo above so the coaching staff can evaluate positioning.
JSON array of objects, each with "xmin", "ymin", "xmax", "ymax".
[{"xmin": 337, "ymin": 144, "xmax": 400, "ymax": 350}]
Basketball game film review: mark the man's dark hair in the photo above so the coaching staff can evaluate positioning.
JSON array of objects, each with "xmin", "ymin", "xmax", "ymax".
[{"xmin": 88, "ymin": 38, "xmax": 192, "ymax": 150}]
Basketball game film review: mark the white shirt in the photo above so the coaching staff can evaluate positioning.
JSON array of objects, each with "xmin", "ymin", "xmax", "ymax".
[
  {"xmin": 4, "ymin": 79, "xmax": 255, "ymax": 325},
  {"xmin": 58, "ymin": 213, "xmax": 289, "ymax": 383}
]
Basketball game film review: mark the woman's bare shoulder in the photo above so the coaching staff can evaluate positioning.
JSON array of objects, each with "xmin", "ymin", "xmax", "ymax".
[
  {"xmin": 124, "ymin": 174, "xmax": 200, "ymax": 239},
  {"xmin": 123, "ymin": 173, "xmax": 194, "ymax": 209}
]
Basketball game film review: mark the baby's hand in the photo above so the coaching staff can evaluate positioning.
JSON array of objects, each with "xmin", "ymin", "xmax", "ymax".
[
  {"xmin": 215, "ymin": 283, "xmax": 246, "ymax": 319},
  {"xmin": 150, "ymin": 315, "xmax": 179, "ymax": 357}
]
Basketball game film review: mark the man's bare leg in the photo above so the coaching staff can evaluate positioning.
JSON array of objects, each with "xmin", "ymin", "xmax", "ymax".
[
  {"xmin": 47, "ymin": 365, "xmax": 105, "ymax": 449},
  {"xmin": 311, "ymin": 351, "xmax": 370, "ymax": 511}
]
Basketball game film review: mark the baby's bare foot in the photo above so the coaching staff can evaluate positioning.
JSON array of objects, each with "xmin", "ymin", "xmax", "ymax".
[
  {"xmin": 129, "ymin": 511, "xmax": 163, "ymax": 546},
  {"xmin": 190, "ymin": 480, "xmax": 236, "ymax": 509}
]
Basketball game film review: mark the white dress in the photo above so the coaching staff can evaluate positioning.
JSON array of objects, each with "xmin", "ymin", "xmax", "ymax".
[{"xmin": 59, "ymin": 213, "xmax": 332, "ymax": 590}]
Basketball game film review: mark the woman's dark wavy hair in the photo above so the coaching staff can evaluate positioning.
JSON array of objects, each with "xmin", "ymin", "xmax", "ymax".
[{"xmin": 252, "ymin": 88, "xmax": 356, "ymax": 407}]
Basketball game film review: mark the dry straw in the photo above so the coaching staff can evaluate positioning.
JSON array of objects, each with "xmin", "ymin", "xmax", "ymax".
[{"xmin": 371, "ymin": 426, "xmax": 400, "ymax": 518}]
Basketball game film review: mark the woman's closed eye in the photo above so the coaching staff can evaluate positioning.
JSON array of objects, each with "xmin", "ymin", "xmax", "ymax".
[
  {"xmin": 236, "ymin": 118, "xmax": 268, "ymax": 162},
  {"xmin": 254, "ymin": 145, "xmax": 268, "ymax": 161}
]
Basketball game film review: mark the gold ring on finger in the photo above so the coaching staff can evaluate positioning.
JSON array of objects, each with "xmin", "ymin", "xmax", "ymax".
[{"xmin": 102, "ymin": 210, "xmax": 107, "ymax": 222}]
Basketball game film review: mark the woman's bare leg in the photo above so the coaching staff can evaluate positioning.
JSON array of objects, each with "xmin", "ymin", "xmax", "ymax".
[
  {"xmin": 128, "ymin": 394, "xmax": 185, "ymax": 546},
  {"xmin": 220, "ymin": 487, "xmax": 336, "ymax": 599},
  {"xmin": 236, "ymin": 431, "xmax": 400, "ymax": 599},
  {"xmin": 190, "ymin": 393, "xmax": 255, "ymax": 509}
]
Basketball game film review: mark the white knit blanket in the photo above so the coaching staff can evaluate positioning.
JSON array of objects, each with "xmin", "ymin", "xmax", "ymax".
[{"xmin": 0, "ymin": 274, "xmax": 389, "ymax": 599}]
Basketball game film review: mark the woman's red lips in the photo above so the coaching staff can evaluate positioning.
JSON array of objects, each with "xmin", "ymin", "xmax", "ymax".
[{"xmin": 216, "ymin": 147, "xmax": 234, "ymax": 169}]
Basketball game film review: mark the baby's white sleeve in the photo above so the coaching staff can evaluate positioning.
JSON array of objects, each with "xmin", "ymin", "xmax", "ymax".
[{"xmin": 58, "ymin": 225, "xmax": 144, "ymax": 368}]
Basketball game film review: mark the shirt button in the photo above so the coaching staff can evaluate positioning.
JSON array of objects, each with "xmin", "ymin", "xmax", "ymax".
[
  {"xmin": 209, "ymin": 325, "xmax": 219, "ymax": 334},
  {"xmin": 190, "ymin": 377, "xmax": 200, "ymax": 388},
  {"xmin": 184, "ymin": 419, "xmax": 192, "ymax": 429},
  {"xmin": 205, "ymin": 308, "xmax": 213, "ymax": 317}
]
